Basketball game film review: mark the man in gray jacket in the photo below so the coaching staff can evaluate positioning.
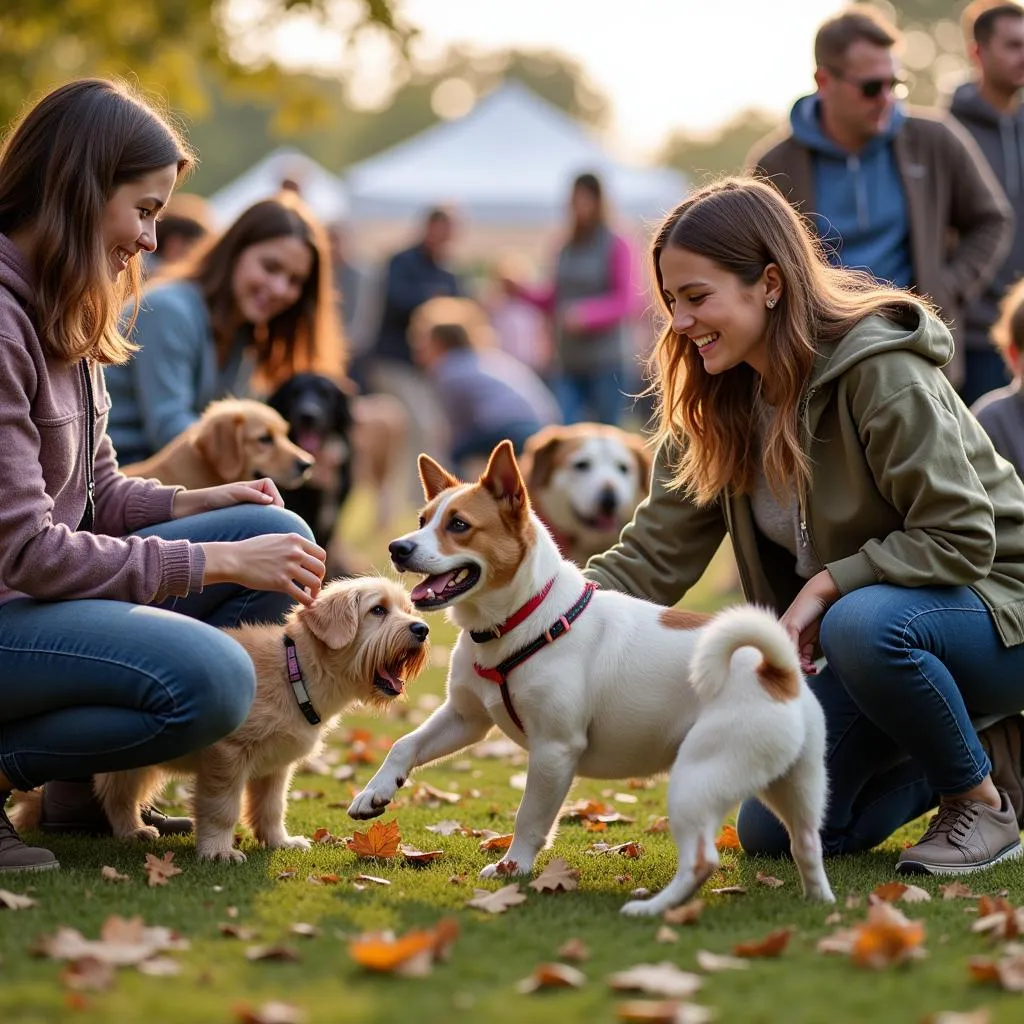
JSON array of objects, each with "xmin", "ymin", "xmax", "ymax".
[{"xmin": 951, "ymin": 0, "xmax": 1024, "ymax": 405}]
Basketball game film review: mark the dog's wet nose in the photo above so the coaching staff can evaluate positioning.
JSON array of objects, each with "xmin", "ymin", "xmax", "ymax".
[
  {"xmin": 296, "ymin": 458, "xmax": 314, "ymax": 474},
  {"xmin": 410, "ymin": 621, "xmax": 429, "ymax": 641},
  {"xmin": 598, "ymin": 487, "xmax": 618, "ymax": 515},
  {"xmin": 389, "ymin": 539, "xmax": 416, "ymax": 564}
]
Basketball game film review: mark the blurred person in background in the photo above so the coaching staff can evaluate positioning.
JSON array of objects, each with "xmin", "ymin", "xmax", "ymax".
[
  {"xmin": 144, "ymin": 192, "xmax": 213, "ymax": 274},
  {"xmin": 950, "ymin": 0, "xmax": 1024, "ymax": 405},
  {"xmin": 502, "ymin": 172, "xmax": 636, "ymax": 427},
  {"xmin": 409, "ymin": 296, "xmax": 561, "ymax": 479},
  {"xmin": 328, "ymin": 220, "xmax": 376, "ymax": 393},
  {"xmin": 106, "ymin": 191, "xmax": 345, "ymax": 465},
  {"xmin": 748, "ymin": 4, "xmax": 1012, "ymax": 394},
  {"xmin": 482, "ymin": 253, "xmax": 552, "ymax": 376}
]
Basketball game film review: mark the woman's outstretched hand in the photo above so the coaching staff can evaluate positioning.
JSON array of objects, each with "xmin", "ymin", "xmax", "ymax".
[
  {"xmin": 172, "ymin": 479, "xmax": 284, "ymax": 520},
  {"xmin": 779, "ymin": 569, "xmax": 840, "ymax": 675},
  {"xmin": 201, "ymin": 534, "xmax": 327, "ymax": 606}
]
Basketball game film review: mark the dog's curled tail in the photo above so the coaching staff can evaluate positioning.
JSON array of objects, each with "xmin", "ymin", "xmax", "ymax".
[
  {"xmin": 690, "ymin": 605, "xmax": 802, "ymax": 703},
  {"xmin": 5, "ymin": 788, "xmax": 42, "ymax": 832}
]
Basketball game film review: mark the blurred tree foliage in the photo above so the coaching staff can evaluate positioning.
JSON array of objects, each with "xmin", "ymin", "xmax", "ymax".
[{"xmin": 0, "ymin": 0, "xmax": 410, "ymax": 129}]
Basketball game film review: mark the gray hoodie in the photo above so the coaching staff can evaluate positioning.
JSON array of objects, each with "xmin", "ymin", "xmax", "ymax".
[{"xmin": 949, "ymin": 83, "xmax": 1024, "ymax": 350}]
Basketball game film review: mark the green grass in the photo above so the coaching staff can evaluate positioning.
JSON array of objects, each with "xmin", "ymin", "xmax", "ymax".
[{"xmin": 2, "ymin": 500, "xmax": 1023, "ymax": 1023}]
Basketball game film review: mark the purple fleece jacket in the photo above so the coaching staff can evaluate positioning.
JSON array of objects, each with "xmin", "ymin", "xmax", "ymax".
[{"xmin": 0, "ymin": 234, "xmax": 205, "ymax": 606}]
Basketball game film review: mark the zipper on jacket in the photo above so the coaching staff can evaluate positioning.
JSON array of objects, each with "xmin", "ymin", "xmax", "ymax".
[{"xmin": 796, "ymin": 386, "xmax": 818, "ymax": 556}]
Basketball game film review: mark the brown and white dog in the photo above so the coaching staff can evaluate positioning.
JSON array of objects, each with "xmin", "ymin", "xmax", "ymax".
[
  {"xmin": 349, "ymin": 441, "xmax": 833, "ymax": 915},
  {"xmin": 519, "ymin": 423, "xmax": 653, "ymax": 566},
  {"xmin": 121, "ymin": 398, "xmax": 315, "ymax": 492},
  {"xmin": 12, "ymin": 579, "xmax": 429, "ymax": 862}
]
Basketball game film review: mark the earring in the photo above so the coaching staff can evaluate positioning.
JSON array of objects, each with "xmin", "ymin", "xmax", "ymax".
[{"xmin": 766, "ymin": 297, "xmax": 777, "ymax": 309}]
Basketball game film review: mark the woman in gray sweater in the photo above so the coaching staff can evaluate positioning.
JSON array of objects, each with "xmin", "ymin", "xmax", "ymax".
[{"xmin": 0, "ymin": 80, "xmax": 326, "ymax": 873}]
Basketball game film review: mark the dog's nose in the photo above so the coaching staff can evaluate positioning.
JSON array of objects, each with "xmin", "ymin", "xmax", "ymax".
[
  {"xmin": 409, "ymin": 621, "xmax": 429, "ymax": 641},
  {"xmin": 296, "ymin": 458, "xmax": 314, "ymax": 475},
  {"xmin": 389, "ymin": 539, "xmax": 417, "ymax": 563},
  {"xmin": 598, "ymin": 487, "xmax": 618, "ymax": 515}
]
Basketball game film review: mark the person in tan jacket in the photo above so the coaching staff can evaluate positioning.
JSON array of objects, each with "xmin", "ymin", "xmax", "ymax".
[
  {"xmin": 746, "ymin": 5, "xmax": 1012, "ymax": 393},
  {"xmin": 585, "ymin": 177, "xmax": 1024, "ymax": 877}
]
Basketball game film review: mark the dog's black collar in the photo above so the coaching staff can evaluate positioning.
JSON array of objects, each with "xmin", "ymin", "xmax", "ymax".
[{"xmin": 284, "ymin": 636, "xmax": 321, "ymax": 725}]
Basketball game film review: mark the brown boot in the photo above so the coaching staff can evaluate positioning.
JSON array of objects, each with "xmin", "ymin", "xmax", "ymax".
[
  {"xmin": 40, "ymin": 779, "xmax": 193, "ymax": 837},
  {"xmin": 0, "ymin": 793, "xmax": 59, "ymax": 873}
]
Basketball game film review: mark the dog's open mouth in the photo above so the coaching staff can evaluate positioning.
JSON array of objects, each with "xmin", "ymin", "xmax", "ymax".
[
  {"xmin": 373, "ymin": 664, "xmax": 406, "ymax": 697},
  {"xmin": 573, "ymin": 507, "xmax": 621, "ymax": 532},
  {"xmin": 409, "ymin": 565, "xmax": 481, "ymax": 609}
]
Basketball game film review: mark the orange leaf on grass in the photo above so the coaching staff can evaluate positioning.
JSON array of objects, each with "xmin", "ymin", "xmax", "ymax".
[
  {"xmin": 516, "ymin": 962, "xmax": 586, "ymax": 993},
  {"xmin": 399, "ymin": 844, "xmax": 444, "ymax": 866},
  {"xmin": 479, "ymin": 833, "xmax": 514, "ymax": 852},
  {"xmin": 850, "ymin": 901, "xmax": 926, "ymax": 969},
  {"xmin": 616, "ymin": 1000, "xmax": 713, "ymax": 1023},
  {"xmin": 348, "ymin": 917, "xmax": 459, "ymax": 976},
  {"xmin": 144, "ymin": 852, "xmax": 182, "ymax": 888},
  {"xmin": 558, "ymin": 937, "xmax": 590, "ymax": 962},
  {"xmin": 234, "ymin": 1001, "xmax": 307, "ymax": 1024},
  {"xmin": 347, "ymin": 819, "xmax": 401, "ymax": 859},
  {"xmin": 714, "ymin": 826, "xmax": 740, "ymax": 851},
  {"xmin": 733, "ymin": 927, "xmax": 792, "ymax": 958}
]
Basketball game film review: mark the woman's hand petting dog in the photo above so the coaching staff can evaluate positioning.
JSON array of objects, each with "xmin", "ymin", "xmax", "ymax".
[
  {"xmin": 172, "ymin": 478, "xmax": 285, "ymax": 520},
  {"xmin": 780, "ymin": 569, "xmax": 840, "ymax": 674},
  {"xmin": 201, "ymin": 533, "xmax": 327, "ymax": 606}
]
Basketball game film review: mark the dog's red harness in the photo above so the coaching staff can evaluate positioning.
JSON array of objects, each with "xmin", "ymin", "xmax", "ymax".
[{"xmin": 471, "ymin": 581, "xmax": 597, "ymax": 733}]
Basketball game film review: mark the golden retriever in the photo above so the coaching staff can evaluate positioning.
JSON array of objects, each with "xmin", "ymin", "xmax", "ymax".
[
  {"xmin": 121, "ymin": 398, "xmax": 316, "ymax": 491},
  {"xmin": 13, "ymin": 578, "xmax": 429, "ymax": 862}
]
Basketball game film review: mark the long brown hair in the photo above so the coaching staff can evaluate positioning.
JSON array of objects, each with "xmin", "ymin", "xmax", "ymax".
[
  {"xmin": 160, "ymin": 191, "xmax": 346, "ymax": 389},
  {"xmin": 649, "ymin": 177, "xmax": 924, "ymax": 505},
  {"xmin": 0, "ymin": 78, "xmax": 192, "ymax": 364}
]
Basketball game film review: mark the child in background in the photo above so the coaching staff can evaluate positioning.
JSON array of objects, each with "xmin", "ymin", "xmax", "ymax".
[
  {"xmin": 409, "ymin": 297, "xmax": 561, "ymax": 478},
  {"xmin": 971, "ymin": 277, "xmax": 1024, "ymax": 476}
]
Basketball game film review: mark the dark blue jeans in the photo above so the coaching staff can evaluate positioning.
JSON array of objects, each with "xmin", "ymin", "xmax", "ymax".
[
  {"xmin": 0, "ymin": 505, "xmax": 313, "ymax": 790},
  {"xmin": 737, "ymin": 584, "xmax": 1024, "ymax": 856}
]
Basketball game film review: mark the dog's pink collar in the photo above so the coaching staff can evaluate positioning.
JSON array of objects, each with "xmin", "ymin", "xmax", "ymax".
[{"xmin": 469, "ymin": 577, "xmax": 556, "ymax": 644}]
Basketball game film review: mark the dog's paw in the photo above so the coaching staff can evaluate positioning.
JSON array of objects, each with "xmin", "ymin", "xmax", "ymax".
[
  {"xmin": 348, "ymin": 786, "xmax": 392, "ymax": 820},
  {"xmin": 274, "ymin": 835, "xmax": 312, "ymax": 851},
  {"xmin": 198, "ymin": 847, "xmax": 247, "ymax": 864},
  {"xmin": 619, "ymin": 897, "xmax": 662, "ymax": 917},
  {"xmin": 479, "ymin": 858, "xmax": 529, "ymax": 879},
  {"xmin": 117, "ymin": 825, "xmax": 160, "ymax": 842}
]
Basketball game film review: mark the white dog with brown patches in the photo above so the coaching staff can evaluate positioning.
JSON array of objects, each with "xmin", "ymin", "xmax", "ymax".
[{"xmin": 349, "ymin": 441, "xmax": 834, "ymax": 915}]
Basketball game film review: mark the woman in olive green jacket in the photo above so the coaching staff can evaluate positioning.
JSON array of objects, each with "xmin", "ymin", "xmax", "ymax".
[{"xmin": 585, "ymin": 178, "xmax": 1024, "ymax": 877}]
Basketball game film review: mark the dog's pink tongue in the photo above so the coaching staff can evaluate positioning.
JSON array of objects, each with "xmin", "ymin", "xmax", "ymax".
[
  {"xmin": 411, "ymin": 571, "xmax": 456, "ymax": 602},
  {"xmin": 594, "ymin": 513, "xmax": 619, "ymax": 532},
  {"xmin": 297, "ymin": 430, "xmax": 322, "ymax": 457},
  {"xmin": 377, "ymin": 668, "xmax": 404, "ymax": 694}
]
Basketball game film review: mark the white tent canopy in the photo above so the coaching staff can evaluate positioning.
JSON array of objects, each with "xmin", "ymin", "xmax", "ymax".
[
  {"xmin": 344, "ymin": 80, "xmax": 686, "ymax": 224},
  {"xmin": 206, "ymin": 147, "xmax": 348, "ymax": 228}
]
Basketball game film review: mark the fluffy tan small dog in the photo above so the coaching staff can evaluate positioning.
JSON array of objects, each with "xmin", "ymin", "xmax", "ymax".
[
  {"xmin": 519, "ymin": 423, "xmax": 653, "ymax": 566},
  {"xmin": 25, "ymin": 579, "xmax": 429, "ymax": 862},
  {"xmin": 121, "ymin": 398, "xmax": 315, "ymax": 491}
]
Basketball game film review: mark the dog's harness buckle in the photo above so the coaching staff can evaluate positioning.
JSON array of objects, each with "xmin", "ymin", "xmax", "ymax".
[
  {"xmin": 284, "ymin": 636, "xmax": 322, "ymax": 726},
  {"xmin": 472, "ymin": 582, "xmax": 597, "ymax": 734}
]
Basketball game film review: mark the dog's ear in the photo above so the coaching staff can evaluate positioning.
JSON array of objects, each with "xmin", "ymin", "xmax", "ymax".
[
  {"xmin": 480, "ymin": 440, "xmax": 528, "ymax": 514},
  {"xmin": 418, "ymin": 454, "xmax": 460, "ymax": 500},
  {"xmin": 299, "ymin": 587, "xmax": 360, "ymax": 650},
  {"xmin": 519, "ymin": 427, "xmax": 564, "ymax": 491},
  {"xmin": 195, "ymin": 413, "xmax": 247, "ymax": 482},
  {"xmin": 624, "ymin": 433, "xmax": 654, "ymax": 492}
]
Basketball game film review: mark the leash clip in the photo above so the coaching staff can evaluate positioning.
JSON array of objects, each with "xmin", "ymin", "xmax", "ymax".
[{"xmin": 544, "ymin": 615, "xmax": 571, "ymax": 644}]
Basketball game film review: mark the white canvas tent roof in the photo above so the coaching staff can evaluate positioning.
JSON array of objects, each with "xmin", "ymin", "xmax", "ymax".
[
  {"xmin": 206, "ymin": 147, "xmax": 348, "ymax": 227},
  {"xmin": 344, "ymin": 80, "xmax": 686, "ymax": 224}
]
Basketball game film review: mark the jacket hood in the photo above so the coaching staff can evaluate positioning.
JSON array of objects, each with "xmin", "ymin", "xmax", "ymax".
[
  {"xmin": 949, "ymin": 81, "xmax": 1024, "ymax": 127},
  {"xmin": 789, "ymin": 94, "xmax": 906, "ymax": 156},
  {"xmin": 809, "ymin": 301, "xmax": 953, "ymax": 391},
  {"xmin": 0, "ymin": 234, "xmax": 34, "ymax": 308}
]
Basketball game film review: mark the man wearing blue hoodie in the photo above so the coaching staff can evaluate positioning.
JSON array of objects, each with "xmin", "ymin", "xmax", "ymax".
[
  {"xmin": 748, "ymin": 5, "xmax": 1012, "ymax": 392},
  {"xmin": 951, "ymin": 1, "xmax": 1024, "ymax": 406}
]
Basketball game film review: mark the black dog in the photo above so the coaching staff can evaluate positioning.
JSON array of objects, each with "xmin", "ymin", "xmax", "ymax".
[{"xmin": 266, "ymin": 372, "xmax": 354, "ymax": 550}]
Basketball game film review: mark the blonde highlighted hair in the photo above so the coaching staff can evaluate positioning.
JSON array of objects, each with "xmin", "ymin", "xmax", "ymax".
[
  {"xmin": 648, "ymin": 177, "xmax": 925, "ymax": 505},
  {"xmin": 0, "ymin": 79, "xmax": 193, "ymax": 365},
  {"xmin": 992, "ymin": 276, "xmax": 1024, "ymax": 361}
]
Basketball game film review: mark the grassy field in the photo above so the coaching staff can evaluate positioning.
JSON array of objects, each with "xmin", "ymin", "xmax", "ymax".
[{"xmin": 1, "ymin": 494, "xmax": 1023, "ymax": 1024}]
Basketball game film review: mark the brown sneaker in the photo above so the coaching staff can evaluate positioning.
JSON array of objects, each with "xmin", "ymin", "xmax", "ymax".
[
  {"xmin": 979, "ymin": 715, "xmax": 1024, "ymax": 827},
  {"xmin": 0, "ymin": 793, "xmax": 59, "ymax": 873},
  {"xmin": 40, "ymin": 779, "xmax": 193, "ymax": 836},
  {"xmin": 896, "ymin": 790, "xmax": 1022, "ymax": 876}
]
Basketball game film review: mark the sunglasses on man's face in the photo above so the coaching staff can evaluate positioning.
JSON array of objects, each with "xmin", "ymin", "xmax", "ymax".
[{"xmin": 827, "ymin": 67, "xmax": 904, "ymax": 99}]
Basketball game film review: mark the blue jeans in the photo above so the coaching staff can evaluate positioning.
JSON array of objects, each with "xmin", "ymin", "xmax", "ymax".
[
  {"xmin": 960, "ymin": 348, "xmax": 1011, "ymax": 409},
  {"xmin": 552, "ymin": 369, "xmax": 624, "ymax": 426},
  {"xmin": 737, "ymin": 584, "xmax": 1024, "ymax": 857},
  {"xmin": 0, "ymin": 505, "xmax": 313, "ymax": 790}
]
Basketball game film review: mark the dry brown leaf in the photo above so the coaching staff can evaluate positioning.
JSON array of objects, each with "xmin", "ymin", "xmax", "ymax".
[
  {"xmin": 755, "ymin": 872, "xmax": 785, "ymax": 889},
  {"xmin": 529, "ymin": 858, "xmax": 580, "ymax": 893},
  {"xmin": 411, "ymin": 782, "xmax": 461, "ymax": 806},
  {"xmin": 695, "ymin": 950, "xmax": 750, "ymax": 972},
  {"xmin": 825, "ymin": 912, "xmax": 843, "ymax": 926},
  {"xmin": 516, "ymin": 962, "xmax": 587, "ymax": 993},
  {"xmin": 35, "ymin": 915, "xmax": 188, "ymax": 966},
  {"xmin": 871, "ymin": 881, "xmax": 909, "ymax": 902},
  {"xmin": 851, "ymin": 901, "xmax": 926, "ymax": 969},
  {"xmin": 925, "ymin": 1010, "xmax": 992, "ymax": 1024},
  {"xmin": 307, "ymin": 874, "xmax": 342, "ymax": 885},
  {"xmin": 288, "ymin": 790, "xmax": 324, "ymax": 802},
  {"xmin": 645, "ymin": 817, "xmax": 670, "ymax": 834},
  {"xmin": 61, "ymin": 957, "xmax": 115, "ymax": 991},
  {"xmin": 348, "ymin": 918, "xmax": 459, "ymax": 976},
  {"xmin": 245, "ymin": 945, "xmax": 300, "ymax": 962},
  {"xmin": 235, "ymin": 1000, "xmax": 307, "ymax": 1024},
  {"xmin": 276, "ymin": 868, "xmax": 298, "ymax": 881},
  {"xmin": 289, "ymin": 923, "xmax": 321, "ymax": 939},
  {"xmin": 969, "ymin": 951, "xmax": 1024, "ymax": 991},
  {"xmin": 353, "ymin": 874, "xmax": 391, "ymax": 886},
  {"xmin": 311, "ymin": 827, "xmax": 344, "ymax": 846},
  {"xmin": 733, "ymin": 927, "xmax": 792, "ymax": 958},
  {"xmin": 399, "ymin": 844, "xmax": 445, "ymax": 866},
  {"xmin": 219, "ymin": 923, "xmax": 258, "ymax": 941},
  {"xmin": 0, "ymin": 889, "xmax": 37, "ymax": 910},
  {"xmin": 584, "ymin": 820, "xmax": 609, "ymax": 832},
  {"xmin": 144, "ymin": 852, "xmax": 182, "ymax": 888},
  {"xmin": 558, "ymin": 937, "xmax": 590, "ymax": 962},
  {"xmin": 465, "ymin": 884, "xmax": 527, "ymax": 914},
  {"xmin": 347, "ymin": 819, "xmax": 401, "ymax": 859},
  {"xmin": 136, "ymin": 956, "xmax": 182, "ymax": 976},
  {"xmin": 898, "ymin": 884, "xmax": 932, "ymax": 904},
  {"xmin": 587, "ymin": 841, "xmax": 645, "ymax": 858},
  {"xmin": 939, "ymin": 882, "xmax": 979, "ymax": 900},
  {"xmin": 607, "ymin": 962, "xmax": 704, "ymax": 999},
  {"xmin": 100, "ymin": 866, "xmax": 130, "ymax": 884},
  {"xmin": 616, "ymin": 1000, "xmax": 714, "ymax": 1024},
  {"xmin": 663, "ymin": 900, "xmax": 704, "ymax": 926},
  {"xmin": 972, "ymin": 895, "xmax": 1021, "ymax": 940},
  {"xmin": 478, "ymin": 833, "xmax": 515, "ymax": 852},
  {"xmin": 709, "ymin": 886, "xmax": 747, "ymax": 896},
  {"xmin": 714, "ymin": 825, "xmax": 740, "ymax": 851},
  {"xmin": 425, "ymin": 820, "xmax": 464, "ymax": 835}
]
